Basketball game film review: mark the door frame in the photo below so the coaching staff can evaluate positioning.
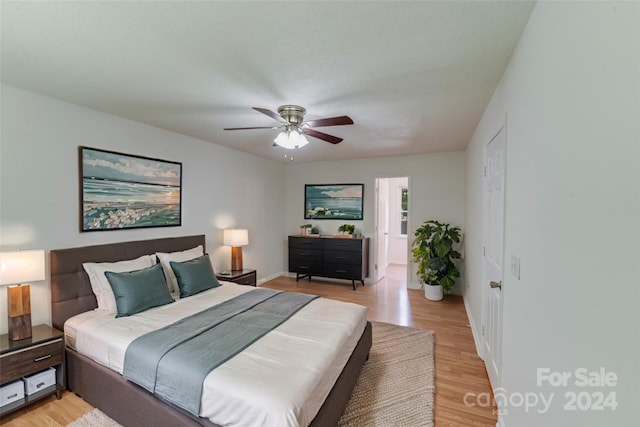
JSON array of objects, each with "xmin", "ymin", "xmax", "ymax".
[
  {"xmin": 374, "ymin": 177, "xmax": 389, "ymax": 282},
  {"xmin": 373, "ymin": 176, "xmax": 411, "ymax": 285}
]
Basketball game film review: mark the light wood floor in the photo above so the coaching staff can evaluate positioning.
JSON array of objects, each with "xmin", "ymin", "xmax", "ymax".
[{"xmin": 0, "ymin": 264, "xmax": 496, "ymax": 426}]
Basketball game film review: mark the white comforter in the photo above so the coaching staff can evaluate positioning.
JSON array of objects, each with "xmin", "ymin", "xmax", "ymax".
[{"xmin": 65, "ymin": 283, "xmax": 367, "ymax": 427}]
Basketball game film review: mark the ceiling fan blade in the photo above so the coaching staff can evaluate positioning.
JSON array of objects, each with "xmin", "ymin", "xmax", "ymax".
[
  {"xmin": 304, "ymin": 116, "xmax": 353, "ymax": 128},
  {"xmin": 223, "ymin": 126, "xmax": 277, "ymax": 131},
  {"xmin": 306, "ymin": 129, "xmax": 343, "ymax": 144},
  {"xmin": 253, "ymin": 107, "xmax": 289, "ymax": 123}
]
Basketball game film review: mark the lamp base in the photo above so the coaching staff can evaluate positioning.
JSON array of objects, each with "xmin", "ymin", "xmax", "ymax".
[
  {"xmin": 231, "ymin": 246, "xmax": 243, "ymax": 271},
  {"xmin": 9, "ymin": 315, "xmax": 32, "ymax": 341},
  {"xmin": 8, "ymin": 285, "xmax": 32, "ymax": 341}
]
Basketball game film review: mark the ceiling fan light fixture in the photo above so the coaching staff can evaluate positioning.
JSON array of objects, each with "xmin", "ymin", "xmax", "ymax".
[
  {"xmin": 225, "ymin": 105, "xmax": 352, "ymax": 147},
  {"xmin": 274, "ymin": 128, "xmax": 309, "ymax": 149}
]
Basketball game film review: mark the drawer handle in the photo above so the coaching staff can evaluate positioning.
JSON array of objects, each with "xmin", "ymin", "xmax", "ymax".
[
  {"xmin": 36, "ymin": 382, "xmax": 45, "ymax": 389},
  {"xmin": 300, "ymin": 242, "xmax": 311, "ymax": 245},
  {"xmin": 336, "ymin": 269, "xmax": 347, "ymax": 273},
  {"xmin": 299, "ymin": 266, "xmax": 310, "ymax": 269},
  {"xmin": 7, "ymin": 393, "xmax": 17, "ymax": 399},
  {"xmin": 335, "ymin": 256, "xmax": 348, "ymax": 260},
  {"xmin": 34, "ymin": 354, "xmax": 52, "ymax": 362},
  {"xmin": 300, "ymin": 253, "xmax": 310, "ymax": 256}
]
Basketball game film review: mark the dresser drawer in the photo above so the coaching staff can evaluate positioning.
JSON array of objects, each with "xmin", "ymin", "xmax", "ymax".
[
  {"xmin": 324, "ymin": 264, "xmax": 363, "ymax": 280},
  {"xmin": 324, "ymin": 250, "xmax": 362, "ymax": 266},
  {"xmin": 289, "ymin": 248, "xmax": 322, "ymax": 263},
  {"xmin": 323, "ymin": 239, "xmax": 362, "ymax": 252},
  {"xmin": 289, "ymin": 237, "xmax": 323, "ymax": 250},
  {"xmin": 289, "ymin": 261, "xmax": 324, "ymax": 275},
  {"xmin": 0, "ymin": 339, "xmax": 63, "ymax": 384}
]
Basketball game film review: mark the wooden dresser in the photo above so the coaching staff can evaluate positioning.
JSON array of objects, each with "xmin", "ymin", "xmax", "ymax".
[{"xmin": 288, "ymin": 236, "xmax": 369, "ymax": 290}]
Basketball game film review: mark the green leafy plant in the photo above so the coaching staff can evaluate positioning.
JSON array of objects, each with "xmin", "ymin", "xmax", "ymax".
[
  {"xmin": 338, "ymin": 224, "xmax": 355, "ymax": 234},
  {"xmin": 310, "ymin": 226, "xmax": 319, "ymax": 234},
  {"xmin": 411, "ymin": 220, "xmax": 462, "ymax": 293}
]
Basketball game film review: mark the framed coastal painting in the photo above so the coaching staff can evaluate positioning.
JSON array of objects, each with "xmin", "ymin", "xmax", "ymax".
[
  {"xmin": 79, "ymin": 146, "xmax": 182, "ymax": 231},
  {"xmin": 304, "ymin": 184, "xmax": 364, "ymax": 220}
]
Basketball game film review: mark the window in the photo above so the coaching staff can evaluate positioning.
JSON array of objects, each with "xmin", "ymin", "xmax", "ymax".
[{"xmin": 400, "ymin": 187, "xmax": 408, "ymax": 236}]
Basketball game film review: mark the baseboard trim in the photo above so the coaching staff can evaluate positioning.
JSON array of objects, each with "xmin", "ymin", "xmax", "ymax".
[
  {"xmin": 257, "ymin": 271, "xmax": 285, "ymax": 285},
  {"xmin": 463, "ymin": 293, "xmax": 484, "ymax": 359}
]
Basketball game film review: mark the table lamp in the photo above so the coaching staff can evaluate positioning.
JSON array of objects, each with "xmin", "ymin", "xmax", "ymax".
[
  {"xmin": 223, "ymin": 229, "xmax": 249, "ymax": 271},
  {"xmin": 0, "ymin": 250, "xmax": 45, "ymax": 341}
]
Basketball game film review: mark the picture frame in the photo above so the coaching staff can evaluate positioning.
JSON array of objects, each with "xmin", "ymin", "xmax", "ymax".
[
  {"xmin": 79, "ymin": 146, "xmax": 182, "ymax": 231},
  {"xmin": 305, "ymin": 184, "xmax": 364, "ymax": 220}
]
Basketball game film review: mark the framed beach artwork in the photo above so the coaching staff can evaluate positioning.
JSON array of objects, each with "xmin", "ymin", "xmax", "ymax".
[
  {"xmin": 79, "ymin": 147, "xmax": 182, "ymax": 231},
  {"xmin": 304, "ymin": 184, "xmax": 364, "ymax": 220}
]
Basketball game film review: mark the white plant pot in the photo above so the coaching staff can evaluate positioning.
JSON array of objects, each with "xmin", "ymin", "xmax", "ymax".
[{"xmin": 424, "ymin": 284, "xmax": 443, "ymax": 301}]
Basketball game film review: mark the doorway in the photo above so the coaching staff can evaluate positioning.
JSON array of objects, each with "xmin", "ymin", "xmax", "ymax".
[
  {"xmin": 374, "ymin": 177, "xmax": 409, "ymax": 286},
  {"xmin": 483, "ymin": 126, "xmax": 506, "ymax": 391}
]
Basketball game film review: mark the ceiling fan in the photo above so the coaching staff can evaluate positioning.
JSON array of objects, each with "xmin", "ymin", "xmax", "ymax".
[{"xmin": 224, "ymin": 105, "xmax": 354, "ymax": 149}]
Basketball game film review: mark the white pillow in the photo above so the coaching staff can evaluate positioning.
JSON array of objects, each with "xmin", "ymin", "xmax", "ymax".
[
  {"xmin": 156, "ymin": 245, "xmax": 204, "ymax": 293},
  {"xmin": 83, "ymin": 255, "xmax": 156, "ymax": 312}
]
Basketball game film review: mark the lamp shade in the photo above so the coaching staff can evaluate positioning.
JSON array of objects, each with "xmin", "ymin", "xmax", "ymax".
[
  {"xmin": 223, "ymin": 229, "xmax": 249, "ymax": 247},
  {"xmin": 274, "ymin": 129, "xmax": 309, "ymax": 149},
  {"xmin": 0, "ymin": 250, "xmax": 46, "ymax": 286}
]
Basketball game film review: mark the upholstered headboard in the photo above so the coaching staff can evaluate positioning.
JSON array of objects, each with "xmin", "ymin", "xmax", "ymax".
[{"xmin": 50, "ymin": 235, "xmax": 206, "ymax": 331}]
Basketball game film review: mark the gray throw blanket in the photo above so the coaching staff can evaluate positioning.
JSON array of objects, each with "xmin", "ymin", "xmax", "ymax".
[{"xmin": 123, "ymin": 288, "xmax": 319, "ymax": 415}]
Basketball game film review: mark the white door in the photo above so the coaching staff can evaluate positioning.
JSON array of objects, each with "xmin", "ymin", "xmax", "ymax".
[
  {"xmin": 375, "ymin": 178, "xmax": 389, "ymax": 281},
  {"xmin": 483, "ymin": 127, "xmax": 505, "ymax": 390}
]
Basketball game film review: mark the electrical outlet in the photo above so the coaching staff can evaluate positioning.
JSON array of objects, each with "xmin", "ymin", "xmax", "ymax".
[{"xmin": 510, "ymin": 254, "xmax": 520, "ymax": 279}]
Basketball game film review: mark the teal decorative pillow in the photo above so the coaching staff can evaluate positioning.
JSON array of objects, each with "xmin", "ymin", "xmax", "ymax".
[
  {"xmin": 170, "ymin": 254, "xmax": 221, "ymax": 298},
  {"xmin": 105, "ymin": 263, "xmax": 174, "ymax": 317}
]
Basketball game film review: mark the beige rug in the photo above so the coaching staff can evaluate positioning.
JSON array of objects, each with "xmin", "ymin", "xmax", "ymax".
[{"xmin": 68, "ymin": 321, "xmax": 434, "ymax": 427}]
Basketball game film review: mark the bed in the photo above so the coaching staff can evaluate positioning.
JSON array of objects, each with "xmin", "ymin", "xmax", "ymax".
[{"xmin": 50, "ymin": 235, "xmax": 372, "ymax": 427}]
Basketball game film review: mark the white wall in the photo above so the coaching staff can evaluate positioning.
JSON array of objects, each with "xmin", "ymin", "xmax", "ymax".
[
  {"xmin": 0, "ymin": 85, "xmax": 286, "ymax": 334},
  {"xmin": 464, "ymin": 2, "xmax": 639, "ymax": 426},
  {"xmin": 284, "ymin": 152, "xmax": 465, "ymax": 289}
]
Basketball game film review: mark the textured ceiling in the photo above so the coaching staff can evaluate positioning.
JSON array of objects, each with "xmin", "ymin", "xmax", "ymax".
[{"xmin": 1, "ymin": 1, "xmax": 534, "ymax": 163}]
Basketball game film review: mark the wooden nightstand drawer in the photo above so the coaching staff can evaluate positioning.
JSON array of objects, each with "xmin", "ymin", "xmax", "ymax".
[
  {"xmin": 234, "ymin": 272, "xmax": 256, "ymax": 286},
  {"xmin": 0, "ymin": 339, "xmax": 63, "ymax": 384},
  {"xmin": 216, "ymin": 269, "xmax": 257, "ymax": 287}
]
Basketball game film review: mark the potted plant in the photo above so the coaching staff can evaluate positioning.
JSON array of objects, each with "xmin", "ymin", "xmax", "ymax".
[
  {"xmin": 337, "ymin": 224, "xmax": 355, "ymax": 237},
  {"xmin": 411, "ymin": 220, "xmax": 462, "ymax": 301}
]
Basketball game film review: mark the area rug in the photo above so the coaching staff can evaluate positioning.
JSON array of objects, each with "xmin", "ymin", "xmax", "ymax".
[
  {"xmin": 337, "ymin": 321, "xmax": 435, "ymax": 426},
  {"xmin": 68, "ymin": 321, "xmax": 434, "ymax": 427}
]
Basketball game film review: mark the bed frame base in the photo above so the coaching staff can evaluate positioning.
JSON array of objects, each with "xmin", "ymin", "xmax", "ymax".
[
  {"xmin": 66, "ymin": 322, "xmax": 372, "ymax": 427},
  {"xmin": 67, "ymin": 349, "xmax": 208, "ymax": 426}
]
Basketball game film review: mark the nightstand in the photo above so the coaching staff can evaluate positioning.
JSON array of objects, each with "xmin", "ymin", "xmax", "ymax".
[
  {"xmin": 0, "ymin": 324, "xmax": 65, "ymax": 417},
  {"xmin": 216, "ymin": 269, "xmax": 257, "ymax": 286}
]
